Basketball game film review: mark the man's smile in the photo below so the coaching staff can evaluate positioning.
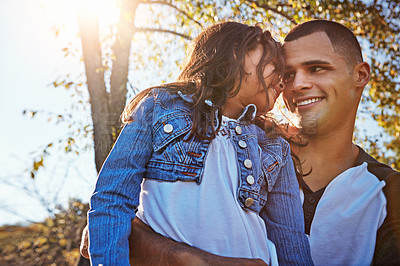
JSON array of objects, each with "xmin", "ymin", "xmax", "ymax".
[{"xmin": 294, "ymin": 97, "xmax": 324, "ymax": 107}]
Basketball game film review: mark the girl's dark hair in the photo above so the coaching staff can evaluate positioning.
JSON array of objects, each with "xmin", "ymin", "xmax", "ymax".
[{"xmin": 122, "ymin": 21, "xmax": 306, "ymax": 180}]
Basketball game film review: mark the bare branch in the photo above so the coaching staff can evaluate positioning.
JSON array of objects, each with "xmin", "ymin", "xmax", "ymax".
[
  {"xmin": 50, "ymin": 161, "xmax": 72, "ymax": 205},
  {"xmin": 134, "ymin": 27, "xmax": 192, "ymax": 40},
  {"xmin": 141, "ymin": 0, "xmax": 203, "ymax": 28},
  {"xmin": 30, "ymin": 181, "xmax": 55, "ymax": 217},
  {"xmin": 0, "ymin": 205, "xmax": 38, "ymax": 224}
]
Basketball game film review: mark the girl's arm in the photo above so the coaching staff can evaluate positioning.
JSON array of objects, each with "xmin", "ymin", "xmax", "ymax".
[
  {"xmin": 259, "ymin": 143, "xmax": 314, "ymax": 265},
  {"xmin": 88, "ymin": 95, "xmax": 155, "ymax": 266}
]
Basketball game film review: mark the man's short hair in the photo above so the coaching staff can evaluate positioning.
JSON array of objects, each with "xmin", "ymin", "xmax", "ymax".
[{"xmin": 284, "ymin": 20, "xmax": 363, "ymax": 66}]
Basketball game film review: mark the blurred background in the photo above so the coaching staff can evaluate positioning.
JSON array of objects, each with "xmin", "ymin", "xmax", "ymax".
[{"xmin": 0, "ymin": 0, "xmax": 398, "ymax": 264}]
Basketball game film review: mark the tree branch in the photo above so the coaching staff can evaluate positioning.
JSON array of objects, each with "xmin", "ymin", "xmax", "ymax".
[
  {"xmin": 134, "ymin": 27, "xmax": 192, "ymax": 40},
  {"xmin": 141, "ymin": 0, "xmax": 203, "ymax": 28},
  {"xmin": 0, "ymin": 205, "xmax": 38, "ymax": 224}
]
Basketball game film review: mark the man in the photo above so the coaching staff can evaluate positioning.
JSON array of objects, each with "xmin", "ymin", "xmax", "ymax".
[
  {"xmin": 279, "ymin": 20, "xmax": 400, "ymax": 265},
  {"xmin": 81, "ymin": 20, "xmax": 400, "ymax": 265}
]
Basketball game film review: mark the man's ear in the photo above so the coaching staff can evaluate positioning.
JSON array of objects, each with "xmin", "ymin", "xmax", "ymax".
[{"xmin": 354, "ymin": 62, "xmax": 370, "ymax": 88}]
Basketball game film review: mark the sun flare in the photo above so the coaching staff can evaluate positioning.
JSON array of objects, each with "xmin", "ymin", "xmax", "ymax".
[{"xmin": 78, "ymin": 0, "xmax": 120, "ymax": 26}]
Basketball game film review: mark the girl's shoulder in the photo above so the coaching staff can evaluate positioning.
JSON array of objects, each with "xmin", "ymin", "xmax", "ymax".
[
  {"xmin": 147, "ymin": 88, "xmax": 190, "ymax": 108},
  {"xmin": 132, "ymin": 88, "xmax": 192, "ymax": 123}
]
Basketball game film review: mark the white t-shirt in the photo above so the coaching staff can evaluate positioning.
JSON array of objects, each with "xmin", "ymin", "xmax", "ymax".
[
  {"xmin": 136, "ymin": 116, "xmax": 278, "ymax": 265},
  {"xmin": 302, "ymin": 162, "xmax": 387, "ymax": 265}
]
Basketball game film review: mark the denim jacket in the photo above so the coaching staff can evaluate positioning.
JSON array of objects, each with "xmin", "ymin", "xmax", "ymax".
[{"xmin": 88, "ymin": 88, "xmax": 313, "ymax": 265}]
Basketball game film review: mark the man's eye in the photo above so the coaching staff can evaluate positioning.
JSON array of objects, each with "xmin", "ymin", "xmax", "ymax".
[{"xmin": 310, "ymin": 66, "xmax": 324, "ymax": 72}]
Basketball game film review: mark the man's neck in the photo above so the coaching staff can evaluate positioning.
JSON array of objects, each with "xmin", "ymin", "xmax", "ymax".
[{"xmin": 292, "ymin": 130, "xmax": 360, "ymax": 192}]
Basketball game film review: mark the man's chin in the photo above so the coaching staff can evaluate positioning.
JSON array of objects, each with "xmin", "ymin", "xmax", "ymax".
[{"xmin": 297, "ymin": 112, "xmax": 320, "ymax": 136}]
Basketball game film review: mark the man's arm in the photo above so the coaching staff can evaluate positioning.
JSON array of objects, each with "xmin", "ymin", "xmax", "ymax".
[
  {"xmin": 373, "ymin": 172, "xmax": 400, "ymax": 265},
  {"xmin": 80, "ymin": 219, "xmax": 267, "ymax": 265},
  {"xmin": 129, "ymin": 218, "xmax": 267, "ymax": 266}
]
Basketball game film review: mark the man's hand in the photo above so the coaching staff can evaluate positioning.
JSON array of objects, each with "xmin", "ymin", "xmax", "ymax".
[
  {"xmin": 80, "ymin": 225, "xmax": 90, "ymax": 259},
  {"xmin": 129, "ymin": 218, "xmax": 267, "ymax": 266}
]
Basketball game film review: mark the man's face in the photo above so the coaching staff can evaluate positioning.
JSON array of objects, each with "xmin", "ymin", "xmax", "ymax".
[{"xmin": 282, "ymin": 32, "xmax": 360, "ymax": 136}]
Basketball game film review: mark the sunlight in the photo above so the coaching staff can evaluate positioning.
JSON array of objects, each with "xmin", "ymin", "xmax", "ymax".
[
  {"xmin": 134, "ymin": 3, "xmax": 155, "ymax": 28},
  {"xmin": 35, "ymin": 0, "xmax": 120, "ymax": 45},
  {"xmin": 77, "ymin": 0, "xmax": 120, "ymax": 26},
  {"xmin": 41, "ymin": 0, "xmax": 120, "ymax": 28}
]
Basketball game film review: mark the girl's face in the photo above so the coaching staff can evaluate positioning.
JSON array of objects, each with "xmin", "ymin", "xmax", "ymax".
[{"xmin": 223, "ymin": 44, "xmax": 282, "ymax": 119}]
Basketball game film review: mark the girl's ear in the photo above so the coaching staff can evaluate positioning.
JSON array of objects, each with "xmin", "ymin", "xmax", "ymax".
[{"xmin": 354, "ymin": 62, "xmax": 370, "ymax": 88}]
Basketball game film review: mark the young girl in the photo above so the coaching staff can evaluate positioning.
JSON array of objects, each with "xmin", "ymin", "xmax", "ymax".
[{"xmin": 88, "ymin": 22, "xmax": 312, "ymax": 265}]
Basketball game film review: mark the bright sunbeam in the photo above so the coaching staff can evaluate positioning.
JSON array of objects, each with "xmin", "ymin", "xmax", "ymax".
[
  {"xmin": 42, "ymin": 0, "xmax": 120, "ymax": 29},
  {"xmin": 77, "ymin": 0, "xmax": 120, "ymax": 26}
]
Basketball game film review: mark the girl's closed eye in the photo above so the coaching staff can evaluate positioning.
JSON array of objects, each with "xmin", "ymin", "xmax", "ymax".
[{"xmin": 283, "ymin": 71, "xmax": 295, "ymax": 84}]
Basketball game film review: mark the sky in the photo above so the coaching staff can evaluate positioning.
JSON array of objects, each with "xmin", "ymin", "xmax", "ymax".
[
  {"xmin": 0, "ymin": 0, "xmax": 389, "ymax": 226},
  {"xmin": 0, "ymin": 0, "xmax": 98, "ymax": 225}
]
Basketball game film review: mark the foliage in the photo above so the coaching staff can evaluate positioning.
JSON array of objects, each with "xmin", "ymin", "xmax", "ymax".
[{"xmin": 0, "ymin": 200, "xmax": 89, "ymax": 266}]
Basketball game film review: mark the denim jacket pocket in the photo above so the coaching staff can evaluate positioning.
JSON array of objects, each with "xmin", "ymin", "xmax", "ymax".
[
  {"xmin": 152, "ymin": 113, "xmax": 192, "ymax": 152},
  {"xmin": 147, "ymin": 113, "xmax": 202, "ymax": 182}
]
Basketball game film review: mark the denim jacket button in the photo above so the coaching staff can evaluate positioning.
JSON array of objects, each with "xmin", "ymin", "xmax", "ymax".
[
  {"xmin": 235, "ymin": 125, "xmax": 242, "ymax": 135},
  {"xmin": 246, "ymin": 175, "xmax": 255, "ymax": 185},
  {"xmin": 238, "ymin": 140, "xmax": 247, "ymax": 148},
  {"xmin": 245, "ymin": 197, "xmax": 254, "ymax": 207},
  {"xmin": 244, "ymin": 159, "xmax": 252, "ymax": 169},
  {"xmin": 163, "ymin": 124, "xmax": 173, "ymax": 133}
]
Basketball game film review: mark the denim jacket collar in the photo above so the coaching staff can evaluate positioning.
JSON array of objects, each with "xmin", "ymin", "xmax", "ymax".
[{"xmin": 237, "ymin": 104, "xmax": 257, "ymax": 123}]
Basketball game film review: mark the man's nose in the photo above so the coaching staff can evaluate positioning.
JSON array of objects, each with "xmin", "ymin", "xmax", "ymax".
[{"xmin": 292, "ymin": 72, "xmax": 312, "ymax": 92}]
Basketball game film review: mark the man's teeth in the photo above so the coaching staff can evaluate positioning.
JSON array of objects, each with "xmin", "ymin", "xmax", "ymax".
[{"xmin": 296, "ymin": 98, "xmax": 322, "ymax": 106}]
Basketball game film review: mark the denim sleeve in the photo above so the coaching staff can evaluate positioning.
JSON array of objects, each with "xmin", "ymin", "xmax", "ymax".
[
  {"xmin": 260, "ymin": 146, "xmax": 314, "ymax": 265},
  {"xmin": 88, "ymin": 95, "xmax": 155, "ymax": 266}
]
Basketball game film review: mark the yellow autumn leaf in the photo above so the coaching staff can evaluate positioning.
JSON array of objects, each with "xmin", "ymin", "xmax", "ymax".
[
  {"xmin": 17, "ymin": 240, "xmax": 31, "ymax": 250},
  {"xmin": 59, "ymin": 238, "xmax": 67, "ymax": 247}
]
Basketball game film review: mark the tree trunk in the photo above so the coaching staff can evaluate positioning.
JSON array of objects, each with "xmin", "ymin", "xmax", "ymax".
[
  {"xmin": 78, "ymin": 8, "xmax": 114, "ymax": 173},
  {"xmin": 109, "ymin": 0, "xmax": 140, "ymax": 139}
]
